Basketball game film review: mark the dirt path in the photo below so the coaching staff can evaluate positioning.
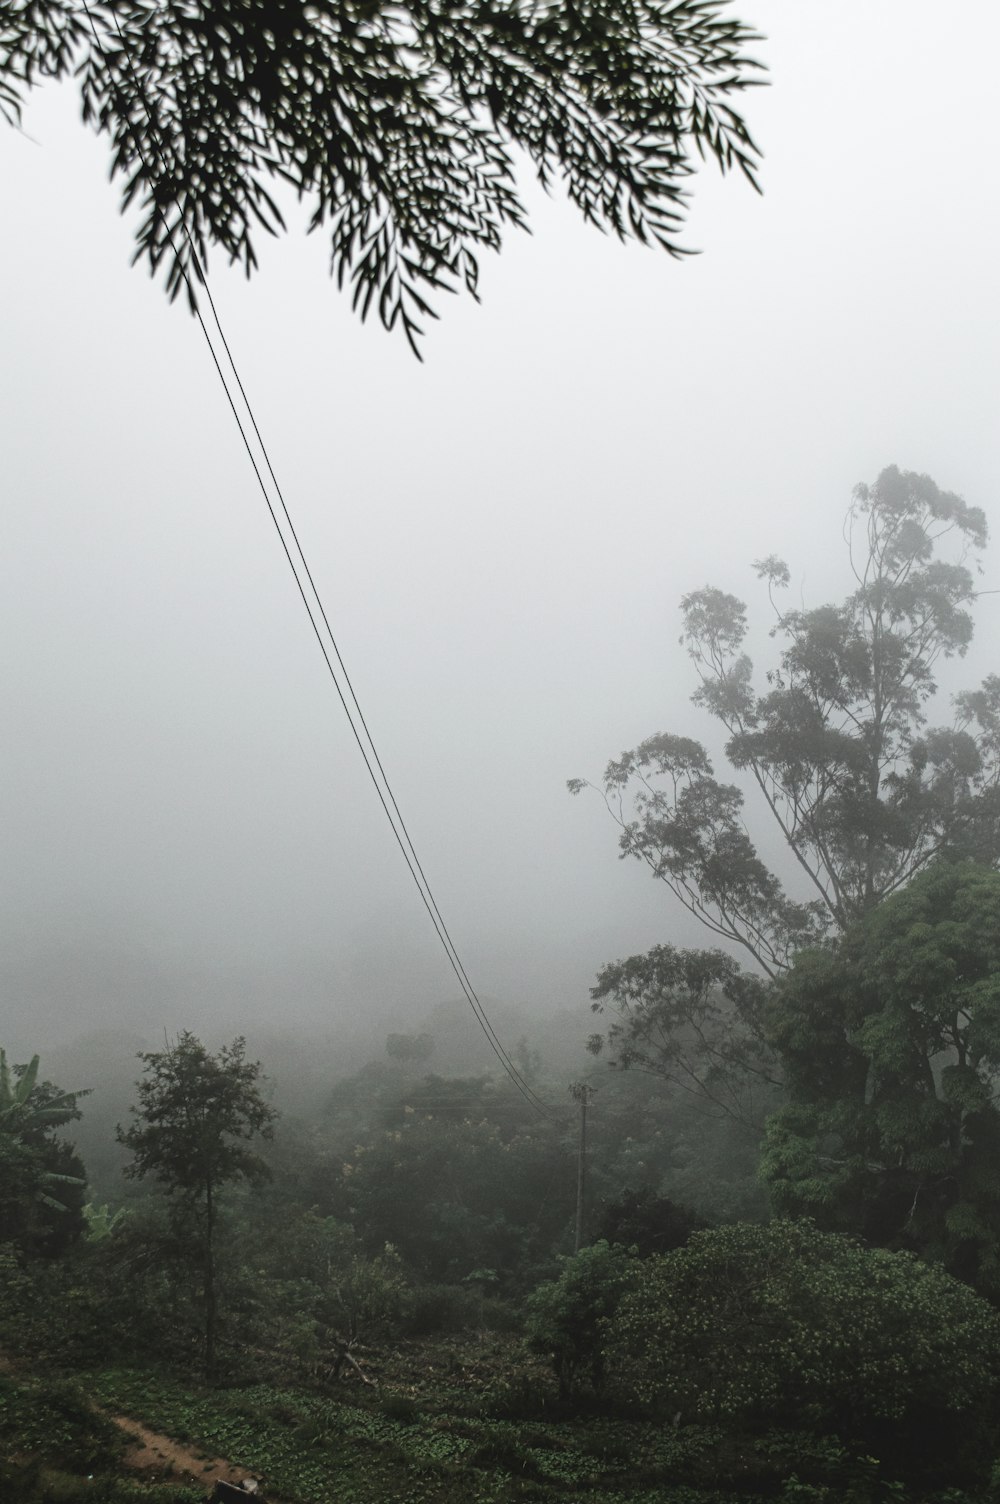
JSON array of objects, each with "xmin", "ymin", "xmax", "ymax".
[{"xmin": 112, "ymin": 1413, "xmax": 260, "ymax": 1494}]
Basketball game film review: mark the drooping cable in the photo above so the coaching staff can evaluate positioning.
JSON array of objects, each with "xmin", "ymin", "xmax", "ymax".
[
  {"xmin": 193, "ymin": 275, "xmax": 552, "ymax": 1114},
  {"xmin": 76, "ymin": 0, "xmax": 553, "ymax": 1117}
]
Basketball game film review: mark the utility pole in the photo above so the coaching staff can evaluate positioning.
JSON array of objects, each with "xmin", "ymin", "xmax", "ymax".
[{"xmin": 571, "ymin": 1083, "xmax": 595, "ymax": 1254}]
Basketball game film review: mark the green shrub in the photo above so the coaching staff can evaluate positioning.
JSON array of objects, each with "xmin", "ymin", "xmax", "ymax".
[
  {"xmin": 605, "ymin": 1219, "xmax": 1000, "ymax": 1485},
  {"xmin": 400, "ymin": 1280, "xmax": 522, "ymax": 1336},
  {"xmin": 0, "ymin": 1459, "xmax": 41, "ymax": 1502},
  {"xmin": 322, "ymin": 1246, "xmax": 410, "ymax": 1340},
  {"xmin": 293, "ymin": 1402, "xmax": 344, "ymax": 1447},
  {"xmin": 479, "ymin": 1372, "xmax": 566, "ymax": 1421},
  {"xmin": 477, "ymin": 1296, "xmax": 522, "ymax": 1333},
  {"xmin": 525, "ymin": 1241, "xmax": 636, "ymax": 1398},
  {"xmin": 401, "ymin": 1282, "xmax": 480, "ymax": 1335},
  {"xmin": 0, "ymin": 1376, "xmax": 121, "ymax": 1471},
  {"xmin": 466, "ymin": 1436, "xmax": 544, "ymax": 1478},
  {"xmin": 598, "ymin": 1187, "xmax": 707, "ymax": 1256},
  {"xmin": 380, "ymin": 1392, "xmax": 421, "ymax": 1425}
]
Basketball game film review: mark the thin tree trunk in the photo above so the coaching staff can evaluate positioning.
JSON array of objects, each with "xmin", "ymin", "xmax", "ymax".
[
  {"xmin": 573, "ymin": 1084, "xmax": 591, "ymax": 1253},
  {"xmin": 204, "ymin": 1179, "xmax": 216, "ymax": 1380}
]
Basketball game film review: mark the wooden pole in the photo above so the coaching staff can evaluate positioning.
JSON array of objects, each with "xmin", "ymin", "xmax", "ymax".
[{"xmin": 571, "ymin": 1083, "xmax": 593, "ymax": 1253}]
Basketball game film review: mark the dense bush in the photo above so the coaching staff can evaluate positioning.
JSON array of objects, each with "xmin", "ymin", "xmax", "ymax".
[
  {"xmin": 526, "ymin": 1241, "xmax": 636, "ymax": 1398},
  {"xmin": 605, "ymin": 1219, "xmax": 1000, "ymax": 1483},
  {"xmin": 0, "ymin": 1243, "xmax": 124, "ymax": 1367},
  {"xmin": 400, "ymin": 1281, "xmax": 483, "ymax": 1335},
  {"xmin": 337, "ymin": 1112, "xmax": 577, "ymax": 1284},
  {"xmin": 0, "ymin": 1375, "xmax": 122, "ymax": 1472},
  {"xmin": 598, "ymin": 1186, "xmax": 707, "ymax": 1256},
  {"xmin": 0, "ymin": 1466, "xmax": 205, "ymax": 1504},
  {"xmin": 760, "ymin": 864, "xmax": 1000, "ymax": 1298}
]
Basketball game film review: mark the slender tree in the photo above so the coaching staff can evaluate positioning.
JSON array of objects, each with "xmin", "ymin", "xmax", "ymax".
[{"xmin": 117, "ymin": 1032, "xmax": 276, "ymax": 1376}]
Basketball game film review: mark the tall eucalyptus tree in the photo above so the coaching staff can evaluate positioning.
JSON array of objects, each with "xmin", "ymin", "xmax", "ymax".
[{"xmin": 573, "ymin": 466, "xmax": 997, "ymax": 977}]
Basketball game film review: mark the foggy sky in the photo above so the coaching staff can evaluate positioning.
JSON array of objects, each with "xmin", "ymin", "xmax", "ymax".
[{"xmin": 3, "ymin": 2, "xmax": 999, "ymax": 1063}]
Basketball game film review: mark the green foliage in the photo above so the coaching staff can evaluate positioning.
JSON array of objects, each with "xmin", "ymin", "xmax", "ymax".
[
  {"xmin": 605, "ymin": 1219, "xmax": 1000, "ymax": 1485},
  {"xmin": 86, "ymin": 1369, "xmax": 478, "ymax": 1503},
  {"xmin": 339, "ymin": 1109, "xmax": 574, "ymax": 1283},
  {"xmin": 82, "ymin": 1198, "xmax": 214, "ymax": 1364},
  {"xmin": 20, "ymin": 1349, "xmax": 992, "ymax": 1504},
  {"xmin": 84, "ymin": 1201, "xmax": 129, "ymax": 1241},
  {"xmin": 0, "ymin": 1048, "xmax": 89, "ymax": 1255},
  {"xmin": 761, "ymin": 862, "xmax": 1000, "ymax": 1296},
  {"xmin": 0, "ymin": 1233, "xmax": 991, "ymax": 1504},
  {"xmin": 330, "ymin": 1244, "xmax": 410, "ymax": 1341},
  {"xmin": 525, "ymin": 1242, "xmax": 636, "ymax": 1398},
  {"xmin": 117, "ymin": 1033, "xmax": 276, "ymax": 1375},
  {"xmin": 0, "ymin": 1240, "xmax": 123, "ymax": 1365},
  {"xmin": 17, "ymin": 1022, "xmax": 1000, "ymax": 1503},
  {"xmin": 322, "ymin": 1061, "xmax": 545, "ymax": 1147},
  {"xmin": 0, "ymin": 1374, "xmax": 121, "ymax": 1471},
  {"xmin": 321, "ymin": 1045, "xmax": 768, "ymax": 1280},
  {"xmin": 401, "ymin": 1282, "xmax": 486, "ymax": 1336},
  {"xmin": 118, "ymin": 1034, "xmax": 275, "ymax": 1198},
  {"xmin": 2, "ymin": 0, "xmax": 763, "ymax": 351},
  {"xmin": 219, "ymin": 1205, "xmax": 419, "ymax": 1374},
  {"xmin": 588, "ymin": 944, "xmax": 778, "ymax": 1127},
  {"xmin": 582, "ymin": 1063, "xmax": 769, "ymax": 1227},
  {"xmin": 386, "ymin": 1033, "xmax": 436, "ymax": 1064},
  {"xmin": 0, "ymin": 1465, "xmax": 205, "ymax": 1504},
  {"xmin": 380, "ymin": 1392, "xmax": 421, "ymax": 1426},
  {"xmin": 597, "ymin": 1187, "xmax": 707, "ymax": 1258},
  {"xmin": 0, "ymin": 1051, "xmax": 85, "ymax": 1132},
  {"xmin": 573, "ymin": 467, "xmax": 996, "ymax": 976}
]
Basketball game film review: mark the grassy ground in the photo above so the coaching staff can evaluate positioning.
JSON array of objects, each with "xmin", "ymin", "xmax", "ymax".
[
  {"xmin": 2, "ymin": 1336, "xmax": 994, "ymax": 1503},
  {"xmin": 86, "ymin": 1346, "xmax": 732, "ymax": 1504}
]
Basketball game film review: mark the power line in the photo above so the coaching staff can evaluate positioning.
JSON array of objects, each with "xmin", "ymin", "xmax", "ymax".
[
  {"xmin": 193, "ymin": 276, "xmax": 552, "ymax": 1115},
  {"xmin": 77, "ymin": 0, "xmax": 554, "ymax": 1119}
]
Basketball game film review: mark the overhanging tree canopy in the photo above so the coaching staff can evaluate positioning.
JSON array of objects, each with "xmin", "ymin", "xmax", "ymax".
[{"xmin": 2, "ymin": 0, "xmax": 763, "ymax": 349}]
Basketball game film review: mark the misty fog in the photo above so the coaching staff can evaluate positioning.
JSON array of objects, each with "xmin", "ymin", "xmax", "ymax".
[{"xmin": 3, "ymin": 0, "xmax": 998, "ymax": 1090}]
